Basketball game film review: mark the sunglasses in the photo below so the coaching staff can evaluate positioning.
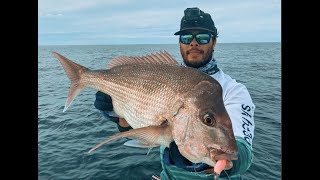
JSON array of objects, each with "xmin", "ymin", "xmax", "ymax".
[{"xmin": 179, "ymin": 33, "xmax": 212, "ymax": 45}]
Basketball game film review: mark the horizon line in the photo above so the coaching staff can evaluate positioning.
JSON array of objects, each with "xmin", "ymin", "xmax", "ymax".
[{"xmin": 38, "ymin": 41, "xmax": 281, "ymax": 46}]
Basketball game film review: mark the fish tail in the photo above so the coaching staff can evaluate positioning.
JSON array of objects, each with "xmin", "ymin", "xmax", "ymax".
[{"xmin": 52, "ymin": 52, "xmax": 89, "ymax": 112}]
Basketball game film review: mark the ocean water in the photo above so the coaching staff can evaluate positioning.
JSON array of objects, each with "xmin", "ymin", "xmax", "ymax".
[{"xmin": 38, "ymin": 42, "xmax": 281, "ymax": 180}]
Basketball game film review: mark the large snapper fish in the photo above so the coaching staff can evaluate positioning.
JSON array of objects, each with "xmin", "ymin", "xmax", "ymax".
[{"xmin": 52, "ymin": 51, "xmax": 238, "ymax": 177}]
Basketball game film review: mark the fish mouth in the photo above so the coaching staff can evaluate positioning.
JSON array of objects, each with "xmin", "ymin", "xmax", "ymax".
[{"xmin": 209, "ymin": 147, "xmax": 238, "ymax": 170}]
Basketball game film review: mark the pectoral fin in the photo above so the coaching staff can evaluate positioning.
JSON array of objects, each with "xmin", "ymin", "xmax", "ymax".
[
  {"xmin": 123, "ymin": 139, "xmax": 159, "ymax": 148},
  {"xmin": 88, "ymin": 122, "xmax": 173, "ymax": 153}
]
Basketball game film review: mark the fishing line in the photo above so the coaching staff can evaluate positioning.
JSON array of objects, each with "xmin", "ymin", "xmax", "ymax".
[{"xmin": 223, "ymin": 169, "xmax": 231, "ymax": 180}]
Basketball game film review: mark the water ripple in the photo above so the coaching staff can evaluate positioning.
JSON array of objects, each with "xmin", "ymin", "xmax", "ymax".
[{"xmin": 39, "ymin": 43, "xmax": 281, "ymax": 179}]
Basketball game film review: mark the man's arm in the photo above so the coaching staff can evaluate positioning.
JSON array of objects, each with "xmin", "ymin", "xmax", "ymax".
[
  {"xmin": 225, "ymin": 137, "xmax": 254, "ymax": 176},
  {"xmin": 221, "ymin": 84, "xmax": 255, "ymax": 176},
  {"xmin": 94, "ymin": 91, "xmax": 132, "ymax": 132}
]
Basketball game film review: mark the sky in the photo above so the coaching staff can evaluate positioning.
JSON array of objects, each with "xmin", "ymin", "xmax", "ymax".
[{"xmin": 38, "ymin": 0, "xmax": 281, "ymax": 45}]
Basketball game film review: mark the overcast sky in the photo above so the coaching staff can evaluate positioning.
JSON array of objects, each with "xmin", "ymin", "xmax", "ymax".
[{"xmin": 38, "ymin": 0, "xmax": 281, "ymax": 45}]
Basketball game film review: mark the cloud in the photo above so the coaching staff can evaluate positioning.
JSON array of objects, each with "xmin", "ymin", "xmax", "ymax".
[
  {"xmin": 39, "ymin": 0, "xmax": 130, "ymax": 17},
  {"xmin": 73, "ymin": 8, "xmax": 182, "ymax": 30},
  {"xmin": 39, "ymin": 0, "xmax": 281, "ymax": 45}
]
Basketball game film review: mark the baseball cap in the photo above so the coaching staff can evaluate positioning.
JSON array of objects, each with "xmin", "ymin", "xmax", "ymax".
[{"xmin": 174, "ymin": 7, "xmax": 217, "ymax": 37}]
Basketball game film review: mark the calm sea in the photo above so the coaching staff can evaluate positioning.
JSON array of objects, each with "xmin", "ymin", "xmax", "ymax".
[{"xmin": 38, "ymin": 43, "xmax": 281, "ymax": 180}]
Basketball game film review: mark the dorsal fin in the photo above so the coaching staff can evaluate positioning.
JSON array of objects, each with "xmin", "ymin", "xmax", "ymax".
[{"xmin": 107, "ymin": 51, "xmax": 179, "ymax": 69}]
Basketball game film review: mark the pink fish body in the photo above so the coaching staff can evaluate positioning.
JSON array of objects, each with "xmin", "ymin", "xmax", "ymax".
[{"xmin": 52, "ymin": 51, "xmax": 238, "ymax": 170}]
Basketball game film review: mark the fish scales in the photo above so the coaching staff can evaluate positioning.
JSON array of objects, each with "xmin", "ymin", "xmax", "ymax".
[{"xmin": 82, "ymin": 63, "xmax": 213, "ymax": 128}]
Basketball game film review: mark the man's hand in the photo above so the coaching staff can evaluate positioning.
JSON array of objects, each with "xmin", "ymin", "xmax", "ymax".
[{"xmin": 119, "ymin": 118, "xmax": 130, "ymax": 127}]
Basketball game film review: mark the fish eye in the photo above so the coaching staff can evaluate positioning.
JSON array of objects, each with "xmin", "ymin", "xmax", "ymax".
[{"xmin": 203, "ymin": 113, "xmax": 216, "ymax": 126}]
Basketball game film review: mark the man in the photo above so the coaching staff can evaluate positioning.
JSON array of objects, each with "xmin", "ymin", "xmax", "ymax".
[{"xmin": 94, "ymin": 7, "xmax": 255, "ymax": 180}]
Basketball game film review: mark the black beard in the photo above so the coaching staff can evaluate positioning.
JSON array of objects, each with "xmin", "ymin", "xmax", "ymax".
[{"xmin": 183, "ymin": 50, "xmax": 213, "ymax": 68}]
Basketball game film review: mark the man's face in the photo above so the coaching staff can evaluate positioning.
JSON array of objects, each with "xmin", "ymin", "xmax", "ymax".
[{"xmin": 179, "ymin": 30, "xmax": 216, "ymax": 68}]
